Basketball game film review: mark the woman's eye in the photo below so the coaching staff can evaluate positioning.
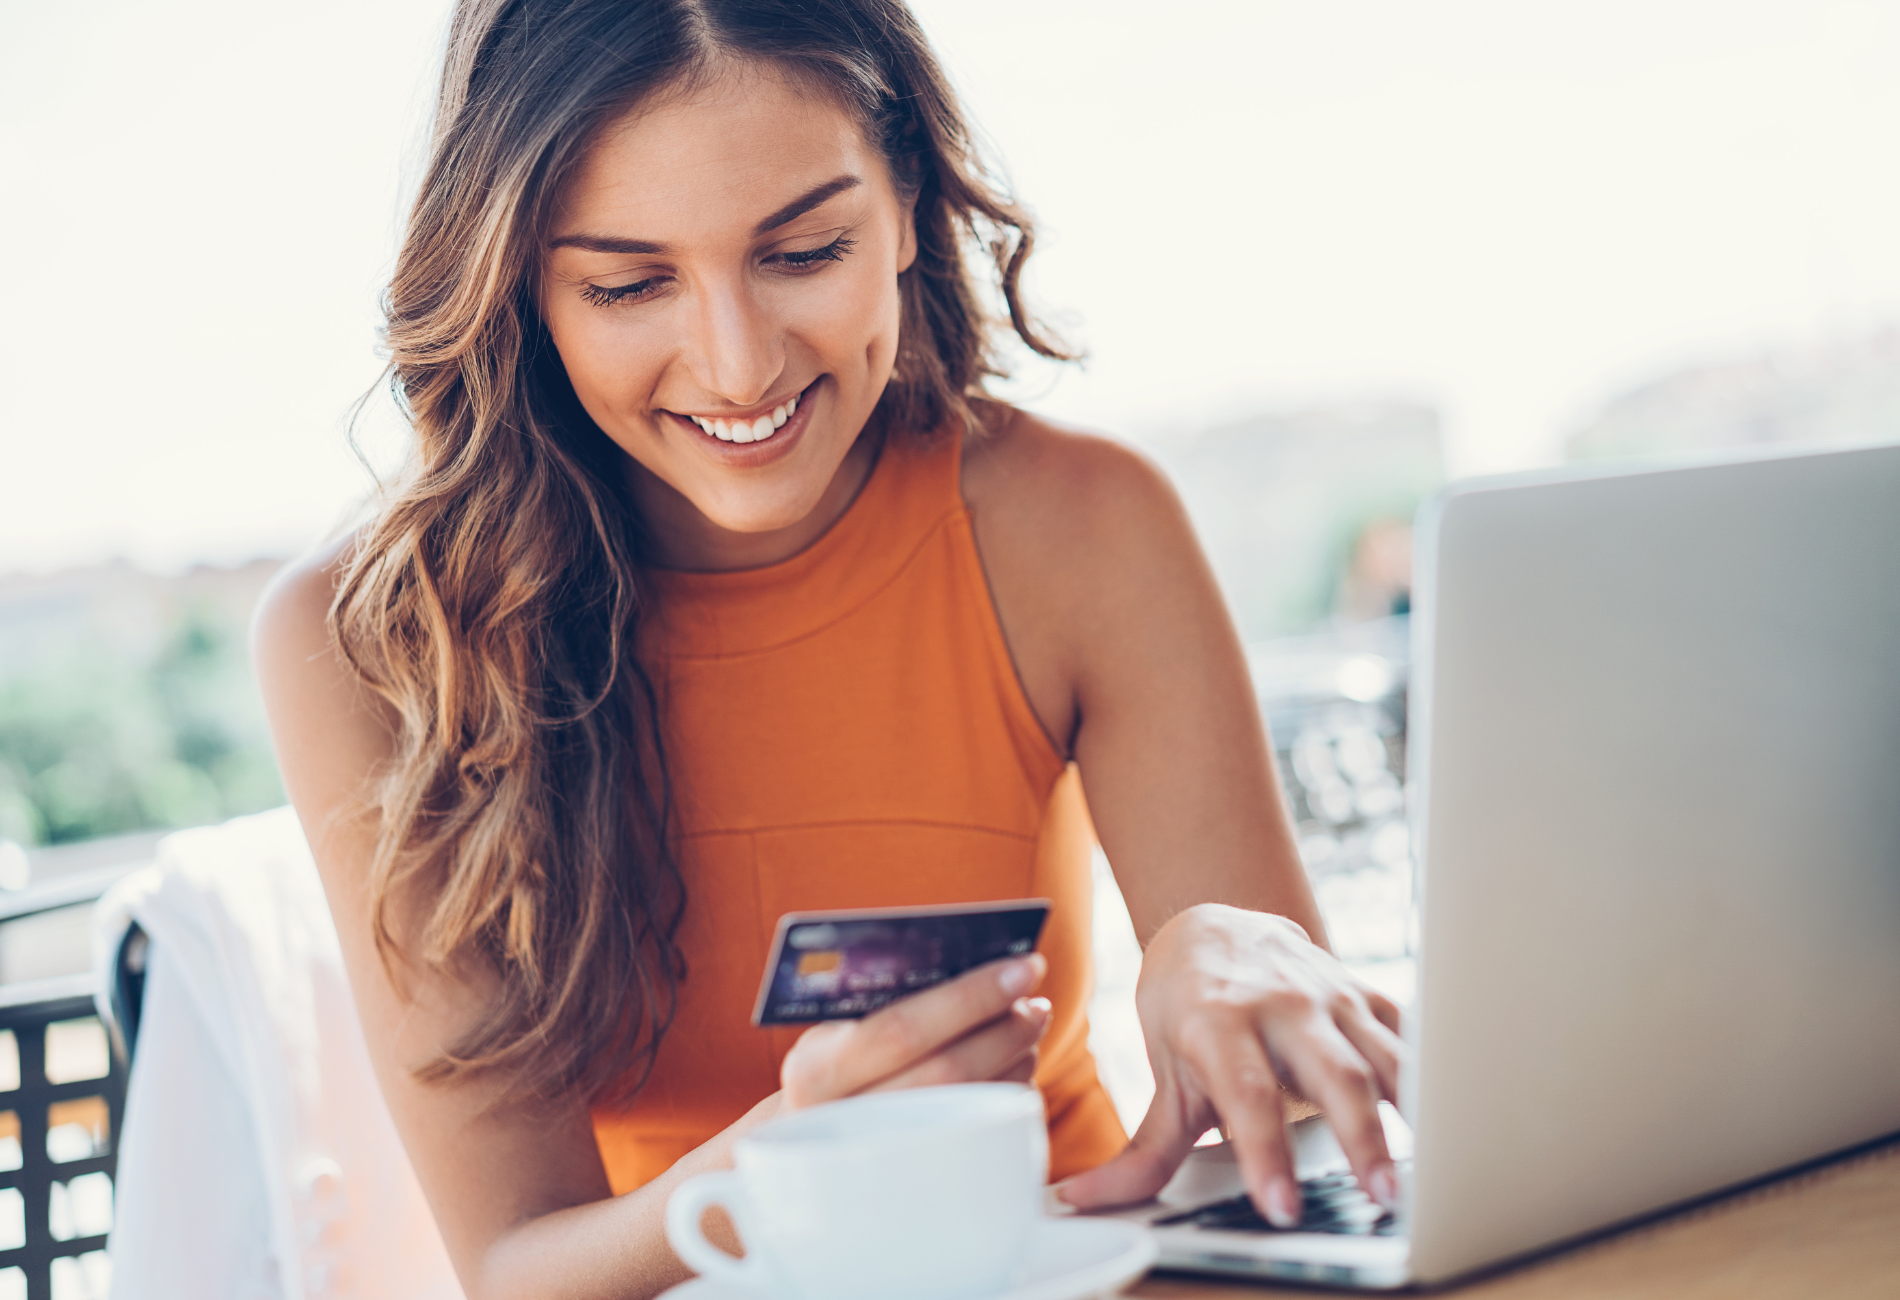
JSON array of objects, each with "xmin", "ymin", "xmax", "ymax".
[
  {"xmin": 576, "ymin": 237, "xmax": 854, "ymax": 306},
  {"xmin": 581, "ymin": 277, "xmax": 664, "ymax": 307},
  {"xmin": 773, "ymin": 235, "xmax": 857, "ymax": 270}
]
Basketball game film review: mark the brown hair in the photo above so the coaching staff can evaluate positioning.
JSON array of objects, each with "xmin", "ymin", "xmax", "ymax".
[{"xmin": 331, "ymin": 0, "xmax": 1071, "ymax": 1105}]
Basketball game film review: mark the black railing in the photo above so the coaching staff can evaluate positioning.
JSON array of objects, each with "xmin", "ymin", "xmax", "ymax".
[
  {"xmin": 0, "ymin": 991, "xmax": 125, "ymax": 1300},
  {"xmin": 0, "ymin": 867, "xmax": 139, "ymax": 1300}
]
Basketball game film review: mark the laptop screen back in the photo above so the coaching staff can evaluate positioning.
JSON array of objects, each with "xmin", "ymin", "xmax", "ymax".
[{"xmin": 1404, "ymin": 442, "xmax": 1900, "ymax": 1282}]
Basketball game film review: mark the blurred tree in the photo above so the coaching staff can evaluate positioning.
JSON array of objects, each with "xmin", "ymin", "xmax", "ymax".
[{"xmin": 0, "ymin": 604, "xmax": 283, "ymax": 845}]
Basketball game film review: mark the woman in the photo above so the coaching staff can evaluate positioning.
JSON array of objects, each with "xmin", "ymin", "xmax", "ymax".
[{"xmin": 254, "ymin": 1, "xmax": 1405, "ymax": 1295}]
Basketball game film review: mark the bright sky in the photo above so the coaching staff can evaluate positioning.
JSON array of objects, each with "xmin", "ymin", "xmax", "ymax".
[{"xmin": 4, "ymin": 0, "xmax": 1898, "ymax": 573}]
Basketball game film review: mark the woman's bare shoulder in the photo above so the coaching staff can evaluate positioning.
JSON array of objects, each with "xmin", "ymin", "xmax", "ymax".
[
  {"xmin": 251, "ymin": 530, "xmax": 399, "ymax": 844},
  {"xmin": 251, "ymin": 532, "xmax": 357, "ymax": 674},
  {"xmin": 961, "ymin": 405, "xmax": 1204, "ymax": 620},
  {"xmin": 961, "ymin": 405, "xmax": 1183, "ymax": 530},
  {"xmin": 959, "ymin": 406, "xmax": 1216, "ymax": 751}
]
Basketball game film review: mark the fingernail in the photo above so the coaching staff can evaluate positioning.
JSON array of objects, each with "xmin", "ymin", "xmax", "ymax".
[
  {"xmin": 1264, "ymin": 1177, "xmax": 1301, "ymax": 1229},
  {"xmin": 1025, "ymin": 996, "xmax": 1052, "ymax": 1017},
  {"xmin": 1052, "ymin": 1176, "xmax": 1079, "ymax": 1205},
  {"xmin": 1368, "ymin": 1164, "xmax": 1401, "ymax": 1209},
  {"xmin": 999, "ymin": 958, "xmax": 1034, "ymax": 995}
]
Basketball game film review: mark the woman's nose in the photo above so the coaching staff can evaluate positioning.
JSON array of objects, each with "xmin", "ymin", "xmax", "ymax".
[{"xmin": 685, "ymin": 275, "xmax": 784, "ymax": 407}]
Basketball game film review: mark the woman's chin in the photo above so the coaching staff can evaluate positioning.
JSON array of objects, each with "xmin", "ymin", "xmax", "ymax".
[
  {"xmin": 691, "ymin": 488, "xmax": 836, "ymax": 539},
  {"xmin": 619, "ymin": 380, "xmax": 883, "ymax": 566}
]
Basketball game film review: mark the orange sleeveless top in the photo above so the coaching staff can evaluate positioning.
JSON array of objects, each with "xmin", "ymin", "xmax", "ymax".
[{"xmin": 590, "ymin": 424, "xmax": 1127, "ymax": 1193}]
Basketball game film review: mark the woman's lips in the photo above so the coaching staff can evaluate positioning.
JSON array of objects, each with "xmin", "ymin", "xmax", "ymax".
[
  {"xmin": 668, "ymin": 380, "xmax": 818, "ymax": 461},
  {"xmin": 682, "ymin": 388, "xmax": 800, "ymax": 444}
]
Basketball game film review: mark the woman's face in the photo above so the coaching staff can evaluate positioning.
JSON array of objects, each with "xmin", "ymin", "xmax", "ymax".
[{"xmin": 542, "ymin": 65, "xmax": 916, "ymax": 566}]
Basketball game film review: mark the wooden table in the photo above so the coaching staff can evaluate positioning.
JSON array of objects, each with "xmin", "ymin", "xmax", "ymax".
[{"xmin": 1132, "ymin": 1137, "xmax": 1900, "ymax": 1298}]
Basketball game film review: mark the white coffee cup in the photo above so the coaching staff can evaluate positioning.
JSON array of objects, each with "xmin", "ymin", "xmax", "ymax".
[{"xmin": 666, "ymin": 1082, "xmax": 1049, "ymax": 1300}]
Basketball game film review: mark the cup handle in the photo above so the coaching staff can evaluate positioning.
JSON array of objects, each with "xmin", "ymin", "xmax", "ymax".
[{"xmin": 666, "ymin": 1170, "xmax": 768, "ymax": 1290}]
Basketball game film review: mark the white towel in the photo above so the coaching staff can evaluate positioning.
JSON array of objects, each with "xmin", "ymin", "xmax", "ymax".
[{"xmin": 95, "ymin": 806, "xmax": 462, "ymax": 1300}]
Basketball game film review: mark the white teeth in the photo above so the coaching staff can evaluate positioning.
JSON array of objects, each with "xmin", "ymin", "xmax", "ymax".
[{"xmin": 686, "ymin": 389, "xmax": 802, "ymax": 445}]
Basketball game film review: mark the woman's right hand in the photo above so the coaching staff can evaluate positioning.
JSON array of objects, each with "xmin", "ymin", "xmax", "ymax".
[{"xmin": 778, "ymin": 954, "xmax": 1052, "ymax": 1110}]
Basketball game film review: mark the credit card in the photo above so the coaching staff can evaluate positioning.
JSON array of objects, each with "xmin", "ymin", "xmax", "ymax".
[{"xmin": 751, "ymin": 899, "xmax": 1052, "ymax": 1026}]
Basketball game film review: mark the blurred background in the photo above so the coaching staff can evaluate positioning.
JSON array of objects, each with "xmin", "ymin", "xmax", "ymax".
[{"xmin": 3, "ymin": 0, "xmax": 1900, "ymax": 1242}]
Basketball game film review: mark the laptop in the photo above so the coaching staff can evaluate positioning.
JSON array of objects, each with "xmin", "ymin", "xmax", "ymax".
[{"xmin": 1105, "ymin": 440, "xmax": 1900, "ymax": 1288}]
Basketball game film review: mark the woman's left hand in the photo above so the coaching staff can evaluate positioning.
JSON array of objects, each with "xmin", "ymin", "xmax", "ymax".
[{"xmin": 1055, "ymin": 903, "xmax": 1406, "ymax": 1226}]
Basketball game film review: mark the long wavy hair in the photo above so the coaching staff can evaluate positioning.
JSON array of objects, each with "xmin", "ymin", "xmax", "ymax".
[{"xmin": 330, "ymin": 0, "xmax": 1072, "ymax": 1106}]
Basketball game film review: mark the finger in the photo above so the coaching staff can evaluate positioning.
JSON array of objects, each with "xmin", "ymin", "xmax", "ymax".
[
  {"xmin": 1183, "ymin": 1013, "xmax": 1303, "ymax": 1228},
  {"xmin": 1055, "ymin": 1070, "xmax": 1208, "ymax": 1211},
  {"xmin": 1270, "ymin": 1018, "xmax": 1398, "ymax": 1209},
  {"xmin": 1360, "ymin": 986, "xmax": 1403, "ymax": 1035},
  {"xmin": 1334, "ymin": 999, "xmax": 1407, "ymax": 1105},
  {"xmin": 998, "ymin": 1053, "xmax": 1038, "ymax": 1084},
  {"xmin": 781, "ymin": 955, "xmax": 1045, "ymax": 1102},
  {"xmin": 868, "ymin": 997, "xmax": 1051, "ymax": 1093},
  {"xmin": 867, "ymin": 1038, "xmax": 1040, "ymax": 1092}
]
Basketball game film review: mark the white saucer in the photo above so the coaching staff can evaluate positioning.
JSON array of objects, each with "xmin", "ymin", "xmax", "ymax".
[{"xmin": 659, "ymin": 1216, "xmax": 1157, "ymax": 1300}]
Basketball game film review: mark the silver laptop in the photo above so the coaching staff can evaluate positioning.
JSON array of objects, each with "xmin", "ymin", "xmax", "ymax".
[{"xmin": 1107, "ymin": 440, "xmax": 1900, "ymax": 1287}]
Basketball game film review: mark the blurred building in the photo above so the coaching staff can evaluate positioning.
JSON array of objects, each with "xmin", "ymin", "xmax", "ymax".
[
  {"xmin": 1566, "ymin": 326, "xmax": 1900, "ymax": 462},
  {"xmin": 1151, "ymin": 401, "xmax": 1444, "ymax": 642},
  {"xmin": 0, "ymin": 559, "xmax": 280, "ymax": 675}
]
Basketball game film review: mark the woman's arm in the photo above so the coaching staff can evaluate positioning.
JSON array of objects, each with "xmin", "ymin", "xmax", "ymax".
[
  {"xmin": 964, "ymin": 409, "xmax": 1406, "ymax": 1224},
  {"xmin": 254, "ymin": 541, "xmax": 693, "ymax": 1299},
  {"xmin": 252, "ymin": 542, "xmax": 1052, "ymax": 1298}
]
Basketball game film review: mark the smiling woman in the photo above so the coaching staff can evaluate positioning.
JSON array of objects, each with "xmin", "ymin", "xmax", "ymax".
[
  {"xmin": 540, "ymin": 69, "xmax": 920, "ymax": 558},
  {"xmin": 250, "ymin": 3, "xmax": 1405, "ymax": 1298}
]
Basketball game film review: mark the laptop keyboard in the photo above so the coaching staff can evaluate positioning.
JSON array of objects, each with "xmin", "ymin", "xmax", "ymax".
[{"xmin": 1153, "ymin": 1168, "xmax": 1404, "ymax": 1237}]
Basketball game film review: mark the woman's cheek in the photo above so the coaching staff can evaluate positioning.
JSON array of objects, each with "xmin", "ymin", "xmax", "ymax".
[
  {"xmin": 569, "ymin": 321, "xmax": 666, "ymax": 428},
  {"xmin": 792, "ymin": 257, "xmax": 903, "ymax": 366}
]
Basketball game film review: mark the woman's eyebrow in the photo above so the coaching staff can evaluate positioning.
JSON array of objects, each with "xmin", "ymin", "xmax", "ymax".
[
  {"xmin": 547, "ymin": 175, "xmax": 863, "ymax": 253},
  {"xmin": 549, "ymin": 233, "xmax": 666, "ymax": 254},
  {"xmin": 753, "ymin": 174, "xmax": 862, "ymax": 235}
]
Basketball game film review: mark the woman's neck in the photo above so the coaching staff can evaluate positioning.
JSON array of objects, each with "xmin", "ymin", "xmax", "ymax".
[{"xmin": 626, "ymin": 427, "xmax": 884, "ymax": 572}]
